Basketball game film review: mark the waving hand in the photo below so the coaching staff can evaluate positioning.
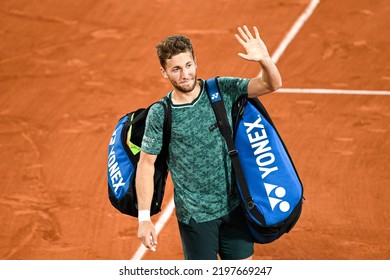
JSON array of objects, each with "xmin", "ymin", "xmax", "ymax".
[{"xmin": 235, "ymin": 25, "xmax": 271, "ymax": 62}]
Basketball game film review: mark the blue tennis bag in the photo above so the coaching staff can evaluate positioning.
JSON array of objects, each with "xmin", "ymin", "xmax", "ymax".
[
  {"xmin": 233, "ymin": 97, "xmax": 303, "ymax": 243},
  {"xmin": 107, "ymin": 99, "xmax": 171, "ymax": 217},
  {"xmin": 206, "ymin": 77, "xmax": 303, "ymax": 244}
]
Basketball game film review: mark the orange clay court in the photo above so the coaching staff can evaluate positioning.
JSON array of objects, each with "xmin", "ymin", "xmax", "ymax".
[{"xmin": 0, "ymin": 0, "xmax": 389, "ymax": 260}]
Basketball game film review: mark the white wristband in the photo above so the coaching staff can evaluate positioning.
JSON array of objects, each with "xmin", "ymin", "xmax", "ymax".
[{"xmin": 138, "ymin": 210, "xmax": 151, "ymax": 223}]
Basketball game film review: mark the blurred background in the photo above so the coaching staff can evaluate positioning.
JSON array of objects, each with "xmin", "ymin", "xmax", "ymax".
[{"xmin": 1, "ymin": 0, "xmax": 389, "ymax": 260}]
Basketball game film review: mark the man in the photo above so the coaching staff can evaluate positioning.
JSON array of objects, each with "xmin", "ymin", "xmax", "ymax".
[{"xmin": 136, "ymin": 25, "xmax": 282, "ymax": 260}]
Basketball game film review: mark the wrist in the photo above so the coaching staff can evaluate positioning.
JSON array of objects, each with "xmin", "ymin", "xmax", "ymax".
[
  {"xmin": 138, "ymin": 210, "xmax": 151, "ymax": 223},
  {"xmin": 258, "ymin": 55, "xmax": 272, "ymax": 64}
]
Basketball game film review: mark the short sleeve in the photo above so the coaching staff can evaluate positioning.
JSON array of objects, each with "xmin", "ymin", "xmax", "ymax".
[
  {"xmin": 217, "ymin": 77, "xmax": 249, "ymax": 102},
  {"xmin": 141, "ymin": 102, "xmax": 165, "ymax": 155}
]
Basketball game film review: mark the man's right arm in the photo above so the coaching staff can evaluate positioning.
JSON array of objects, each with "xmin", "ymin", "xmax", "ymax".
[{"xmin": 136, "ymin": 150, "xmax": 158, "ymax": 251}]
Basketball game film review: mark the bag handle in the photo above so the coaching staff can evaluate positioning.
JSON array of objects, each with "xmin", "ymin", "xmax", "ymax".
[{"xmin": 205, "ymin": 77, "xmax": 266, "ymax": 225}]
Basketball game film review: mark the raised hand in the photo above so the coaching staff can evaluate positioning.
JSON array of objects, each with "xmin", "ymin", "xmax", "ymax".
[{"xmin": 235, "ymin": 25, "xmax": 271, "ymax": 62}]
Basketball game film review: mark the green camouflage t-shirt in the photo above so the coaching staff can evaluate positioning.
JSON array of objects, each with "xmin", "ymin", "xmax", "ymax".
[{"xmin": 142, "ymin": 77, "xmax": 249, "ymax": 224}]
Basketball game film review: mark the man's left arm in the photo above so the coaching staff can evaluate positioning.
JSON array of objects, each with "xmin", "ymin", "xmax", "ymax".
[{"xmin": 235, "ymin": 25, "xmax": 282, "ymax": 97}]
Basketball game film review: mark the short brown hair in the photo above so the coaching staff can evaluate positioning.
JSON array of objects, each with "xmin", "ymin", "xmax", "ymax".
[{"xmin": 156, "ymin": 35, "xmax": 195, "ymax": 69}]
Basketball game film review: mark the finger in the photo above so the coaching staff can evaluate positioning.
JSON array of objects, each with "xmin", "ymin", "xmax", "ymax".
[
  {"xmin": 148, "ymin": 235, "xmax": 157, "ymax": 251},
  {"xmin": 237, "ymin": 52, "xmax": 249, "ymax": 61},
  {"xmin": 253, "ymin": 26, "xmax": 260, "ymax": 39},
  {"xmin": 243, "ymin": 25, "xmax": 254, "ymax": 39},
  {"xmin": 235, "ymin": 34, "xmax": 246, "ymax": 47},
  {"xmin": 141, "ymin": 235, "xmax": 155, "ymax": 251},
  {"xmin": 150, "ymin": 232, "xmax": 158, "ymax": 246},
  {"xmin": 141, "ymin": 237, "xmax": 151, "ymax": 249},
  {"xmin": 237, "ymin": 26, "xmax": 249, "ymax": 41}
]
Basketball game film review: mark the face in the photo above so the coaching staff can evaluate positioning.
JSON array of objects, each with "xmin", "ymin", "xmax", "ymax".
[{"xmin": 160, "ymin": 51, "xmax": 197, "ymax": 93}]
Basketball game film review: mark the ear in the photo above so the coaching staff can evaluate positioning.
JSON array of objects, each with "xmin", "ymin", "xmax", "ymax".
[{"xmin": 160, "ymin": 66, "xmax": 168, "ymax": 78}]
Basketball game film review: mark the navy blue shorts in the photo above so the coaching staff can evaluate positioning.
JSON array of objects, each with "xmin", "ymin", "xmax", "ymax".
[{"xmin": 177, "ymin": 206, "xmax": 254, "ymax": 260}]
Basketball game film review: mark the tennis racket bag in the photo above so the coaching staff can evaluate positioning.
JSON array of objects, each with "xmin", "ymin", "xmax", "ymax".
[
  {"xmin": 107, "ymin": 98, "xmax": 171, "ymax": 217},
  {"xmin": 205, "ymin": 77, "xmax": 304, "ymax": 244}
]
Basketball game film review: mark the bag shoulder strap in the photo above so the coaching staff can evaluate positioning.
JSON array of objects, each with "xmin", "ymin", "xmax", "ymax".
[
  {"xmin": 159, "ymin": 96, "xmax": 172, "ymax": 157},
  {"xmin": 128, "ymin": 96, "xmax": 172, "ymax": 155},
  {"xmin": 204, "ymin": 78, "xmax": 254, "ymax": 208}
]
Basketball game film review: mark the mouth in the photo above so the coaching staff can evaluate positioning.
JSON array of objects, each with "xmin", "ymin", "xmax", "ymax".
[{"xmin": 180, "ymin": 80, "xmax": 192, "ymax": 85}]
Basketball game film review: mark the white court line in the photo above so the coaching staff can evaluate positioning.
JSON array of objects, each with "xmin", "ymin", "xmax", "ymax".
[
  {"xmin": 267, "ymin": 0, "xmax": 388, "ymax": 96},
  {"xmin": 270, "ymin": 0, "xmax": 320, "ymax": 64},
  {"xmin": 278, "ymin": 88, "xmax": 390, "ymax": 95},
  {"xmin": 131, "ymin": 0, "xmax": 320, "ymax": 260}
]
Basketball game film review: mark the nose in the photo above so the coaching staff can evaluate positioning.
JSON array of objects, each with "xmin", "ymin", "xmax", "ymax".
[{"xmin": 181, "ymin": 67, "xmax": 191, "ymax": 79}]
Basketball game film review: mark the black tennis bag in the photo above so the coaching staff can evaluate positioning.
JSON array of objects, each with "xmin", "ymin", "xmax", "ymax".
[
  {"xmin": 205, "ymin": 77, "xmax": 304, "ymax": 244},
  {"xmin": 107, "ymin": 99, "xmax": 171, "ymax": 217}
]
